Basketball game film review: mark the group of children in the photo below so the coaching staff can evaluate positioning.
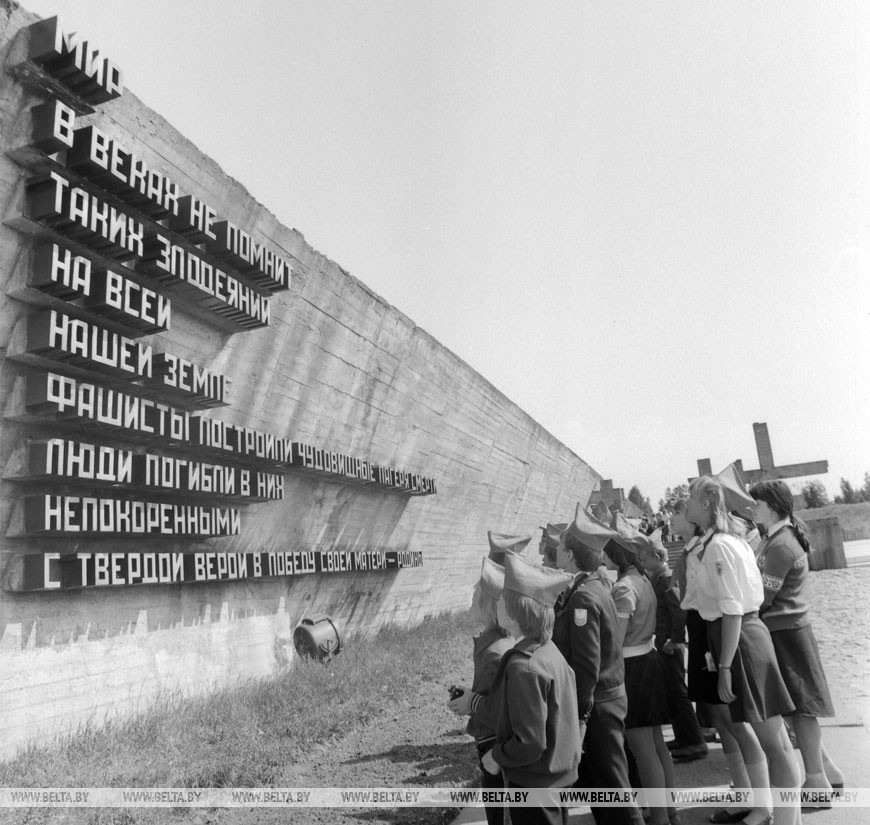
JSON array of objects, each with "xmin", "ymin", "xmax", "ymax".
[{"xmin": 448, "ymin": 474, "xmax": 842, "ymax": 825}]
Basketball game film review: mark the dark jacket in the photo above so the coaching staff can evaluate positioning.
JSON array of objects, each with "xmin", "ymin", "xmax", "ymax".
[
  {"xmin": 552, "ymin": 567, "xmax": 625, "ymax": 719},
  {"xmin": 467, "ymin": 628, "xmax": 514, "ymax": 743},
  {"xmin": 649, "ymin": 564, "xmax": 687, "ymax": 649},
  {"xmin": 489, "ymin": 638, "xmax": 582, "ymax": 788}
]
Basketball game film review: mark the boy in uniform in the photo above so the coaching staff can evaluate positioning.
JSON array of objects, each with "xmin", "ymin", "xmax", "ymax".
[
  {"xmin": 452, "ymin": 551, "xmax": 581, "ymax": 825},
  {"xmin": 551, "ymin": 505, "xmax": 645, "ymax": 825}
]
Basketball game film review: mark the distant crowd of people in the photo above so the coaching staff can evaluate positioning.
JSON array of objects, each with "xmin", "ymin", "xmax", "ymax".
[
  {"xmin": 639, "ymin": 512, "xmax": 671, "ymax": 542},
  {"xmin": 447, "ymin": 475, "xmax": 841, "ymax": 825}
]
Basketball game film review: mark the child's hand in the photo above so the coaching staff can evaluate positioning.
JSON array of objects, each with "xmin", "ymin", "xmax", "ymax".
[
  {"xmin": 481, "ymin": 749, "xmax": 499, "ymax": 775},
  {"xmin": 717, "ymin": 668, "xmax": 736, "ymax": 704},
  {"xmin": 448, "ymin": 688, "xmax": 472, "ymax": 715}
]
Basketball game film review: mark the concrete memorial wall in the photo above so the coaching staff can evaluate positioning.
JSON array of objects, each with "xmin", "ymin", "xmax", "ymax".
[{"xmin": 0, "ymin": 2, "xmax": 601, "ymax": 757}]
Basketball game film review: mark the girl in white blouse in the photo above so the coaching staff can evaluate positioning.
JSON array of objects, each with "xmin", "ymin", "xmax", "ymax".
[{"xmin": 683, "ymin": 476, "xmax": 801, "ymax": 825}]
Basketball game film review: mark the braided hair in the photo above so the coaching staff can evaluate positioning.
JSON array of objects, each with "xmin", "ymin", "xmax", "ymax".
[{"xmin": 748, "ymin": 479, "xmax": 812, "ymax": 554}]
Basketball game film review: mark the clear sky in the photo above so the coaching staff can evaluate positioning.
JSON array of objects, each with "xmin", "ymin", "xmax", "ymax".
[{"xmin": 20, "ymin": 0, "xmax": 870, "ymax": 508}]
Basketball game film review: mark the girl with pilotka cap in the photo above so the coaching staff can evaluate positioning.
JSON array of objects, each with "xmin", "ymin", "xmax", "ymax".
[
  {"xmin": 455, "ymin": 531, "xmax": 532, "ymax": 825},
  {"xmin": 603, "ymin": 514, "xmax": 678, "ymax": 825},
  {"xmin": 459, "ymin": 554, "xmax": 516, "ymax": 825},
  {"xmin": 672, "ymin": 471, "xmax": 767, "ymax": 825},
  {"xmin": 452, "ymin": 550, "xmax": 581, "ymax": 825},
  {"xmin": 683, "ymin": 475, "xmax": 801, "ymax": 825}
]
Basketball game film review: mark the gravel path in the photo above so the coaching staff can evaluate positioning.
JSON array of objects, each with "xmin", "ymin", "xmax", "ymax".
[{"xmin": 800, "ymin": 566, "xmax": 870, "ymax": 724}]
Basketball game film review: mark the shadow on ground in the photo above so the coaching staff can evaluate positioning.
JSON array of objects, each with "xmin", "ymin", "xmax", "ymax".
[
  {"xmin": 342, "ymin": 737, "xmax": 476, "ymax": 825},
  {"xmin": 343, "ymin": 739, "xmax": 477, "ymax": 785}
]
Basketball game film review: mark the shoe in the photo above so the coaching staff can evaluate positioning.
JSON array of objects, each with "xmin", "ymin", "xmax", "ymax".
[
  {"xmin": 666, "ymin": 739, "xmax": 684, "ymax": 751},
  {"xmin": 831, "ymin": 782, "xmax": 844, "ymax": 789},
  {"xmin": 671, "ymin": 744, "xmax": 709, "ymax": 762},
  {"xmin": 800, "ymin": 786, "xmax": 834, "ymax": 809},
  {"xmin": 709, "ymin": 811, "xmax": 751, "ymax": 824},
  {"xmin": 700, "ymin": 726, "xmax": 718, "ymax": 742},
  {"xmin": 738, "ymin": 816, "xmax": 771, "ymax": 825}
]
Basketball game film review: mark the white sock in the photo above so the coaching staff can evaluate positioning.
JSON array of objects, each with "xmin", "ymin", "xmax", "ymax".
[
  {"xmin": 724, "ymin": 750, "xmax": 752, "ymax": 812},
  {"xmin": 802, "ymin": 771, "xmax": 830, "ymax": 790},
  {"xmin": 744, "ymin": 759, "xmax": 773, "ymax": 823}
]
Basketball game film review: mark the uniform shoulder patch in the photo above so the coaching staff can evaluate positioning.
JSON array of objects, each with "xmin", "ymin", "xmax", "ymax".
[{"xmin": 574, "ymin": 608, "xmax": 588, "ymax": 626}]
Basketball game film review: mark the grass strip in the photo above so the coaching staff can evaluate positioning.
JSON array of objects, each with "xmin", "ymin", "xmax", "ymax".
[{"xmin": 0, "ymin": 609, "xmax": 476, "ymax": 793}]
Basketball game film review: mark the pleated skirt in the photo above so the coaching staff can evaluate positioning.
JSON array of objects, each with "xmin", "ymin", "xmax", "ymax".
[
  {"xmin": 770, "ymin": 623, "xmax": 836, "ymax": 717},
  {"xmin": 707, "ymin": 612, "xmax": 795, "ymax": 724}
]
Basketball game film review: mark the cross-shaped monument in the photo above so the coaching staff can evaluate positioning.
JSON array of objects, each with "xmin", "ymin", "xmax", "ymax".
[{"xmin": 695, "ymin": 422, "xmax": 828, "ymax": 486}]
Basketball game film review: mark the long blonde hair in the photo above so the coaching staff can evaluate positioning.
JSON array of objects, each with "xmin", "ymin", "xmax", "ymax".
[{"xmin": 688, "ymin": 476, "xmax": 746, "ymax": 538}]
